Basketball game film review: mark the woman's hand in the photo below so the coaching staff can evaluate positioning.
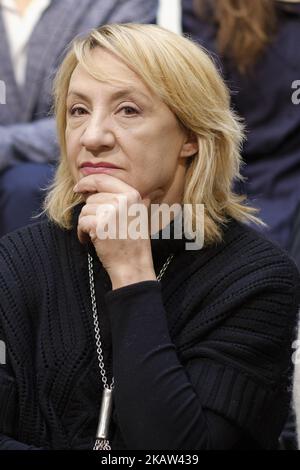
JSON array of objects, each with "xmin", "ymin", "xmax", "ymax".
[{"xmin": 74, "ymin": 174, "xmax": 156, "ymax": 289}]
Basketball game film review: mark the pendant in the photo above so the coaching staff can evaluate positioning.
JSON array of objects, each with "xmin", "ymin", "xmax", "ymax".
[
  {"xmin": 94, "ymin": 438, "xmax": 111, "ymax": 450},
  {"xmin": 94, "ymin": 387, "xmax": 114, "ymax": 451}
]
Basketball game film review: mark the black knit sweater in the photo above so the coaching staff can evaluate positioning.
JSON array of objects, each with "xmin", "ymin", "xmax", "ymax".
[{"xmin": 0, "ymin": 205, "xmax": 299, "ymax": 450}]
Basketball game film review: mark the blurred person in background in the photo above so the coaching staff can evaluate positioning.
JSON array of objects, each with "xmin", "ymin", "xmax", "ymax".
[
  {"xmin": 0, "ymin": 0, "xmax": 158, "ymax": 238},
  {"xmin": 182, "ymin": 0, "xmax": 300, "ymax": 449},
  {"xmin": 182, "ymin": 0, "xmax": 300, "ymax": 253}
]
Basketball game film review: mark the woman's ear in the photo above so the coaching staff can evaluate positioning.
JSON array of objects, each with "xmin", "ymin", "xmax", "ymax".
[{"xmin": 180, "ymin": 131, "xmax": 198, "ymax": 158}]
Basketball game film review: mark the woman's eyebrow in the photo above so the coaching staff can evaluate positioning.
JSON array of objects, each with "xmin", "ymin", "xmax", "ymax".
[
  {"xmin": 67, "ymin": 88, "xmax": 152, "ymax": 104},
  {"xmin": 110, "ymin": 87, "xmax": 152, "ymax": 104},
  {"xmin": 67, "ymin": 90, "xmax": 90, "ymax": 101}
]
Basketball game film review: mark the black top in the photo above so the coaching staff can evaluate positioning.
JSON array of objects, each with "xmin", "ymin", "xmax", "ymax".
[
  {"xmin": 0, "ymin": 204, "xmax": 299, "ymax": 449},
  {"xmin": 182, "ymin": 0, "xmax": 300, "ymax": 249}
]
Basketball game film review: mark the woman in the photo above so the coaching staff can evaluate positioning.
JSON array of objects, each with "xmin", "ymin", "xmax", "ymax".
[
  {"xmin": 0, "ymin": 24, "xmax": 299, "ymax": 450},
  {"xmin": 182, "ymin": 0, "xmax": 300, "ymax": 252}
]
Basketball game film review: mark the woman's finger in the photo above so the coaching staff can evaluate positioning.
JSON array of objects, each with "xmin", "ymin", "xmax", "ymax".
[
  {"xmin": 74, "ymin": 174, "xmax": 139, "ymax": 198},
  {"xmin": 77, "ymin": 215, "xmax": 98, "ymax": 244}
]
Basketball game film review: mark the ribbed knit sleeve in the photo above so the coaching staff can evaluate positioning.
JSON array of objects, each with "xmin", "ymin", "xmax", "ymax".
[
  {"xmin": 105, "ymin": 281, "xmax": 245, "ymax": 450},
  {"xmin": 105, "ymin": 249, "xmax": 300, "ymax": 450},
  {"xmin": 183, "ymin": 255, "xmax": 300, "ymax": 450},
  {"xmin": 0, "ymin": 231, "xmax": 44, "ymax": 450}
]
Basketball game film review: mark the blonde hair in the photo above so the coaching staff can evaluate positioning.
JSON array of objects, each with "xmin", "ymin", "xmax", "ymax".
[{"xmin": 43, "ymin": 23, "xmax": 262, "ymax": 245}]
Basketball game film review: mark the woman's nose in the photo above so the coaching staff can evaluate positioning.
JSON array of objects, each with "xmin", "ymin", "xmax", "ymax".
[{"xmin": 80, "ymin": 116, "xmax": 116, "ymax": 152}]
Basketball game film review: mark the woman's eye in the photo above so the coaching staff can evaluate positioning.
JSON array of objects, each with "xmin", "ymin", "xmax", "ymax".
[
  {"xmin": 69, "ymin": 106, "xmax": 88, "ymax": 116},
  {"xmin": 119, "ymin": 106, "xmax": 139, "ymax": 116}
]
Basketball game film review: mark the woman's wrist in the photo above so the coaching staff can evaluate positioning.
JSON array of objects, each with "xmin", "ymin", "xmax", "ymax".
[{"xmin": 110, "ymin": 265, "xmax": 156, "ymax": 290}]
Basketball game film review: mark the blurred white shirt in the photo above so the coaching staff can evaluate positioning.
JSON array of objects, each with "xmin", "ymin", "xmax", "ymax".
[
  {"xmin": 1, "ymin": 0, "xmax": 51, "ymax": 87},
  {"xmin": 1, "ymin": 0, "xmax": 181, "ymax": 87},
  {"xmin": 157, "ymin": 0, "xmax": 181, "ymax": 34}
]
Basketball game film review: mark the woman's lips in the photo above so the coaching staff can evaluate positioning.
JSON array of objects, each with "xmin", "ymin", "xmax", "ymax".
[{"xmin": 80, "ymin": 166, "xmax": 121, "ymax": 176}]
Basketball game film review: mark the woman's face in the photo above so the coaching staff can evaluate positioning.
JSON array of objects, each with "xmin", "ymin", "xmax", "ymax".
[{"xmin": 65, "ymin": 48, "xmax": 197, "ymax": 205}]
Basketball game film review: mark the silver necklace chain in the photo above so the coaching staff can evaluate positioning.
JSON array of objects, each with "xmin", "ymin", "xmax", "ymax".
[{"xmin": 87, "ymin": 251, "xmax": 174, "ymax": 450}]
